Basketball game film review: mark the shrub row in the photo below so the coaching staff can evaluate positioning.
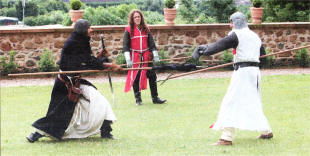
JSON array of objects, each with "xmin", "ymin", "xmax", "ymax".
[{"xmin": 1, "ymin": 47, "xmax": 309, "ymax": 76}]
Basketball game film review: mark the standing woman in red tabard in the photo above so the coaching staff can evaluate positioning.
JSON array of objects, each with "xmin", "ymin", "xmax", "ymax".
[{"xmin": 123, "ymin": 9, "xmax": 166, "ymax": 106}]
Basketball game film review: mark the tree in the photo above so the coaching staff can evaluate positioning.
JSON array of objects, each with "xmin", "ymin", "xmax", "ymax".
[
  {"xmin": 44, "ymin": 0, "xmax": 68, "ymax": 13},
  {"xmin": 150, "ymin": 0, "xmax": 164, "ymax": 13},
  {"xmin": 194, "ymin": 0, "xmax": 208, "ymax": 14},
  {"xmin": 207, "ymin": 0, "xmax": 236, "ymax": 23},
  {"xmin": 142, "ymin": 11, "xmax": 164, "ymax": 24},
  {"xmin": 107, "ymin": 3, "xmax": 138, "ymax": 24},
  {"xmin": 141, "ymin": 0, "xmax": 152, "ymax": 11},
  {"xmin": 15, "ymin": 1, "xmax": 39, "ymax": 20},
  {"xmin": 178, "ymin": 0, "xmax": 199, "ymax": 23},
  {"xmin": 141, "ymin": 0, "xmax": 164, "ymax": 13},
  {"xmin": 83, "ymin": 6, "xmax": 124, "ymax": 25},
  {"xmin": 263, "ymin": 0, "xmax": 310, "ymax": 22}
]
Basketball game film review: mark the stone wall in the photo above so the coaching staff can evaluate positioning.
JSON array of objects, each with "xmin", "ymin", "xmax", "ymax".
[{"xmin": 0, "ymin": 23, "xmax": 309, "ymax": 71}]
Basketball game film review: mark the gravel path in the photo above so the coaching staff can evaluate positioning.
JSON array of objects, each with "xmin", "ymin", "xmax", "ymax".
[{"xmin": 1, "ymin": 68, "xmax": 309, "ymax": 87}]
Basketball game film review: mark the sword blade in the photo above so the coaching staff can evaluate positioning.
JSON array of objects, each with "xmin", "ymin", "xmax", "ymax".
[{"xmin": 107, "ymin": 72, "xmax": 116, "ymax": 107}]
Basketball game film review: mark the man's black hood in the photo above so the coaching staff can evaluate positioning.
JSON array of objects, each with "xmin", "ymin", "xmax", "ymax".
[{"xmin": 73, "ymin": 19, "xmax": 91, "ymax": 36}]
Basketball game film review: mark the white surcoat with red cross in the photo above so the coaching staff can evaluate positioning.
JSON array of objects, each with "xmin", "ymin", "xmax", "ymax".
[{"xmin": 124, "ymin": 25, "xmax": 151, "ymax": 92}]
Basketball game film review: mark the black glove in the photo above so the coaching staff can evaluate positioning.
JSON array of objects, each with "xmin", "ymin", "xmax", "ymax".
[{"xmin": 192, "ymin": 45, "xmax": 208, "ymax": 60}]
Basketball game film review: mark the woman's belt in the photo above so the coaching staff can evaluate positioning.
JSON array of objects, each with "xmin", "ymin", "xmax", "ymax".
[
  {"xmin": 233, "ymin": 62, "xmax": 259, "ymax": 71},
  {"xmin": 130, "ymin": 48, "xmax": 149, "ymax": 53}
]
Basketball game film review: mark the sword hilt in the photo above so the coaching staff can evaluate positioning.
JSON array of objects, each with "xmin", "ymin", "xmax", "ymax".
[{"xmin": 100, "ymin": 34, "xmax": 105, "ymax": 49}]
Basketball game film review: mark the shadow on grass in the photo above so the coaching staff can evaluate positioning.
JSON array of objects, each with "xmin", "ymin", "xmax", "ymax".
[
  {"xmin": 233, "ymin": 137, "xmax": 277, "ymax": 146},
  {"xmin": 37, "ymin": 135, "xmax": 117, "ymax": 144}
]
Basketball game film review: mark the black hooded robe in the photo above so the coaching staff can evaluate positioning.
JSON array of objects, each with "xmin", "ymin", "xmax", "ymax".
[{"xmin": 32, "ymin": 32, "xmax": 106, "ymax": 140}]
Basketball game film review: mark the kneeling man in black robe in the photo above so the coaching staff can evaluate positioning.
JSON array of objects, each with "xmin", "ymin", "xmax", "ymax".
[{"xmin": 27, "ymin": 19, "xmax": 121, "ymax": 142}]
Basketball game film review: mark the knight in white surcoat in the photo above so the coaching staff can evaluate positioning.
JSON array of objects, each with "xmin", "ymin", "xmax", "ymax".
[{"xmin": 192, "ymin": 12, "xmax": 273, "ymax": 146}]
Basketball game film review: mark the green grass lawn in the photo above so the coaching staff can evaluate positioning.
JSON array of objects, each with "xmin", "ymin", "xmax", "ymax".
[{"xmin": 1, "ymin": 74, "xmax": 310, "ymax": 156}]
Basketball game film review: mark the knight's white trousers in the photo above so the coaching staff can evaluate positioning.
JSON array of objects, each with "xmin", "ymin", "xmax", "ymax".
[{"xmin": 212, "ymin": 67, "xmax": 272, "ymax": 137}]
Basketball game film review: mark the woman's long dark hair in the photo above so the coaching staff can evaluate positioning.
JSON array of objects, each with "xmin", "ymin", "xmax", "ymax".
[{"xmin": 128, "ymin": 9, "xmax": 149, "ymax": 36}]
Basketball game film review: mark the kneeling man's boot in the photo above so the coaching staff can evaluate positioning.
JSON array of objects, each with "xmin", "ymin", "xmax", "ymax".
[
  {"xmin": 100, "ymin": 120, "xmax": 115, "ymax": 139},
  {"xmin": 258, "ymin": 132, "xmax": 273, "ymax": 139},
  {"xmin": 26, "ymin": 132, "xmax": 44, "ymax": 143},
  {"xmin": 152, "ymin": 96, "xmax": 166, "ymax": 104},
  {"xmin": 101, "ymin": 130, "xmax": 114, "ymax": 139}
]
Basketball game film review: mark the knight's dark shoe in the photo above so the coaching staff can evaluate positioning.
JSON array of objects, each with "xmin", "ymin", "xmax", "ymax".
[
  {"xmin": 26, "ymin": 132, "xmax": 44, "ymax": 143},
  {"xmin": 258, "ymin": 132, "xmax": 273, "ymax": 139},
  {"xmin": 101, "ymin": 132, "xmax": 115, "ymax": 140},
  {"xmin": 136, "ymin": 100, "xmax": 142, "ymax": 106},
  {"xmin": 211, "ymin": 139, "xmax": 232, "ymax": 146},
  {"xmin": 152, "ymin": 97, "xmax": 166, "ymax": 104}
]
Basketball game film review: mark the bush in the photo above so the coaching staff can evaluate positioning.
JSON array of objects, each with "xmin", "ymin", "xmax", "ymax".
[
  {"xmin": 85, "ymin": 1, "xmax": 125, "ymax": 8},
  {"xmin": 140, "ymin": 0, "xmax": 164, "ymax": 14},
  {"xmin": 184, "ymin": 46, "xmax": 203, "ymax": 66},
  {"xmin": 179, "ymin": 0, "xmax": 199, "ymax": 24},
  {"xmin": 295, "ymin": 48, "xmax": 310, "ymax": 67},
  {"xmin": 24, "ymin": 16, "xmax": 36, "ymax": 26},
  {"xmin": 153, "ymin": 49, "xmax": 169, "ymax": 66},
  {"xmin": 15, "ymin": 1, "xmax": 39, "ymax": 21},
  {"xmin": 38, "ymin": 49, "xmax": 57, "ymax": 72},
  {"xmin": 195, "ymin": 14, "xmax": 217, "ymax": 24},
  {"xmin": 37, "ymin": 5, "xmax": 48, "ymax": 15},
  {"xmin": 221, "ymin": 50, "xmax": 233, "ymax": 63},
  {"xmin": 83, "ymin": 6, "xmax": 124, "ymax": 25},
  {"xmin": 142, "ymin": 11, "xmax": 164, "ymax": 24},
  {"xmin": 106, "ymin": 4, "xmax": 138, "ymax": 24},
  {"xmin": 1, "ymin": 51, "xmax": 18, "ymax": 76},
  {"xmin": 0, "ymin": 8, "xmax": 8, "ymax": 16},
  {"xmin": 115, "ymin": 52, "xmax": 127, "ymax": 74},
  {"xmin": 206, "ymin": 0, "xmax": 237, "ymax": 23},
  {"xmin": 115, "ymin": 3, "xmax": 137, "ymax": 20},
  {"xmin": 49, "ymin": 11, "xmax": 65, "ymax": 24},
  {"xmin": 25, "ymin": 11, "xmax": 64, "ymax": 26},
  {"xmin": 221, "ymin": 50, "xmax": 233, "ymax": 69},
  {"xmin": 165, "ymin": 0, "xmax": 175, "ymax": 9},
  {"xmin": 35, "ymin": 15, "xmax": 51, "ymax": 25},
  {"xmin": 6, "ymin": 7, "xmax": 17, "ymax": 17},
  {"xmin": 24, "ymin": 15, "xmax": 50, "ymax": 26},
  {"xmin": 263, "ymin": 0, "xmax": 310, "ymax": 22},
  {"xmin": 263, "ymin": 49, "xmax": 275, "ymax": 68},
  {"xmin": 252, "ymin": 0, "xmax": 263, "ymax": 8},
  {"xmin": 62, "ymin": 13, "xmax": 72, "ymax": 26},
  {"xmin": 296, "ymin": 11, "xmax": 308, "ymax": 21},
  {"xmin": 44, "ymin": 0, "xmax": 69, "ymax": 13},
  {"xmin": 33, "ymin": 0, "xmax": 68, "ymax": 15},
  {"xmin": 115, "ymin": 52, "xmax": 126, "ymax": 65},
  {"xmin": 70, "ymin": 0, "xmax": 82, "ymax": 10}
]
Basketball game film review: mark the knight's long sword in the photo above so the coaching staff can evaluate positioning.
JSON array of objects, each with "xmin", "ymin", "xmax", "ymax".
[{"xmin": 100, "ymin": 34, "xmax": 116, "ymax": 107}]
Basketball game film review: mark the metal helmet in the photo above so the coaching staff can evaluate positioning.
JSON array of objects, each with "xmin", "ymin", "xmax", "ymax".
[
  {"xmin": 229, "ymin": 12, "xmax": 248, "ymax": 29},
  {"xmin": 73, "ymin": 19, "xmax": 91, "ymax": 36}
]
